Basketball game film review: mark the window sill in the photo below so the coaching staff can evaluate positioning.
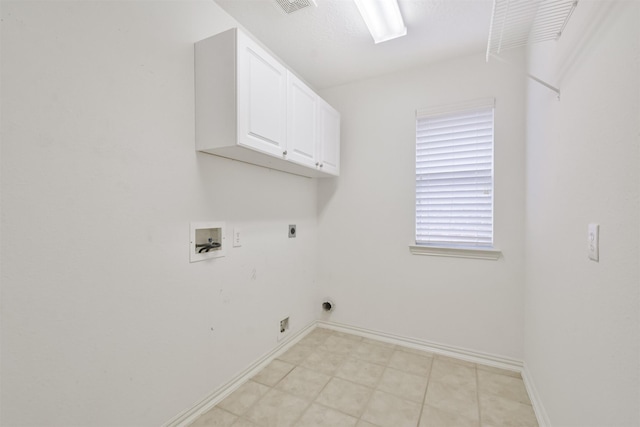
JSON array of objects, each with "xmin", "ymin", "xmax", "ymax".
[{"xmin": 409, "ymin": 245, "xmax": 502, "ymax": 260}]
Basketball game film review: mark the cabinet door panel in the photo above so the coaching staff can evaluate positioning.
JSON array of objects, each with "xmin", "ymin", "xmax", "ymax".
[
  {"xmin": 287, "ymin": 73, "xmax": 317, "ymax": 168},
  {"xmin": 318, "ymin": 99, "xmax": 340, "ymax": 176},
  {"xmin": 237, "ymin": 33, "xmax": 287, "ymax": 157}
]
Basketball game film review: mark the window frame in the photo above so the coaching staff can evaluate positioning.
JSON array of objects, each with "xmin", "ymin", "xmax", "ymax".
[{"xmin": 411, "ymin": 98, "xmax": 501, "ymax": 260}]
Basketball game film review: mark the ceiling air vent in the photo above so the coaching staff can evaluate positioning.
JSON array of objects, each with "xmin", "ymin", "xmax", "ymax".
[{"xmin": 274, "ymin": 0, "xmax": 317, "ymax": 14}]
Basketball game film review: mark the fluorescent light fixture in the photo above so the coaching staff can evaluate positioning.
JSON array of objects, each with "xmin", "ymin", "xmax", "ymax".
[{"xmin": 353, "ymin": 0, "xmax": 407, "ymax": 44}]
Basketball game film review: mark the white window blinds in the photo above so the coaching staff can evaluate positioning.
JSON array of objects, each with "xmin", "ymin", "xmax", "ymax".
[{"xmin": 415, "ymin": 101, "xmax": 494, "ymax": 248}]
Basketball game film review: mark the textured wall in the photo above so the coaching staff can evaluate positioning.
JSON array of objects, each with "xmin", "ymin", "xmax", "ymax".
[
  {"xmin": 524, "ymin": 1, "xmax": 640, "ymax": 425},
  {"xmin": 317, "ymin": 51, "xmax": 527, "ymax": 359},
  {"xmin": 0, "ymin": 2, "xmax": 320, "ymax": 425}
]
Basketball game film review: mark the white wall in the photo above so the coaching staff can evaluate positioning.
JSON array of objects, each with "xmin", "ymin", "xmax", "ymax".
[
  {"xmin": 5, "ymin": 1, "xmax": 636, "ymax": 426},
  {"xmin": 317, "ymin": 52, "xmax": 527, "ymax": 359},
  {"xmin": 524, "ymin": 1, "xmax": 639, "ymax": 425},
  {"xmin": 0, "ymin": 2, "xmax": 320, "ymax": 426}
]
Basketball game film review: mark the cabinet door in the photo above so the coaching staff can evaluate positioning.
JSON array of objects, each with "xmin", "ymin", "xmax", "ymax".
[
  {"xmin": 317, "ymin": 98, "xmax": 340, "ymax": 176},
  {"xmin": 237, "ymin": 32, "xmax": 288, "ymax": 157},
  {"xmin": 286, "ymin": 72, "xmax": 318, "ymax": 168}
]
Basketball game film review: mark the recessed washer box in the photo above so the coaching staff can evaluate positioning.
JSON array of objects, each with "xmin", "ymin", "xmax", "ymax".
[{"xmin": 190, "ymin": 221, "xmax": 226, "ymax": 262}]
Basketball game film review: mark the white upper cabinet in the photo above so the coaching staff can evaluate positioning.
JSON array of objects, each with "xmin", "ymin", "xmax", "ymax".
[
  {"xmin": 317, "ymin": 98, "xmax": 340, "ymax": 176},
  {"xmin": 237, "ymin": 32, "xmax": 287, "ymax": 157},
  {"xmin": 287, "ymin": 72, "xmax": 318, "ymax": 169},
  {"xmin": 195, "ymin": 28, "xmax": 340, "ymax": 178}
]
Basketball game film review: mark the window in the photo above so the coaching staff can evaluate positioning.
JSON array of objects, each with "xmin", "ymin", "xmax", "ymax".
[{"xmin": 415, "ymin": 99, "xmax": 495, "ymax": 251}]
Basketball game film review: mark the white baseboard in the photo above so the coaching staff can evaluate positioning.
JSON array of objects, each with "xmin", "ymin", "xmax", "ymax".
[
  {"xmin": 163, "ymin": 321, "xmax": 317, "ymax": 427},
  {"xmin": 522, "ymin": 363, "xmax": 551, "ymax": 427},
  {"xmin": 318, "ymin": 320, "xmax": 524, "ymax": 373}
]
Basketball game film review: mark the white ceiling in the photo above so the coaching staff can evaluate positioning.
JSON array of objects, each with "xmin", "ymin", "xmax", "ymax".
[{"xmin": 214, "ymin": 0, "xmax": 494, "ymax": 89}]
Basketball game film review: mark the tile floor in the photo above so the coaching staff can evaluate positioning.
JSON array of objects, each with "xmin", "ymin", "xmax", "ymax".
[{"xmin": 190, "ymin": 328, "xmax": 538, "ymax": 427}]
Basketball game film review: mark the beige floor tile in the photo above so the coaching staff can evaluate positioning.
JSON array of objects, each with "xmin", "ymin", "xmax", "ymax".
[
  {"xmin": 425, "ymin": 379, "xmax": 479, "ymax": 421},
  {"xmin": 294, "ymin": 403, "xmax": 358, "ymax": 427},
  {"xmin": 353, "ymin": 342, "xmax": 394, "ymax": 366},
  {"xmin": 330, "ymin": 330, "xmax": 364, "ymax": 341},
  {"xmin": 252, "ymin": 360, "xmax": 295, "ymax": 387},
  {"xmin": 297, "ymin": 329, "xmax": 332, "ymax": 348},
  {"xmin": 320, "ymin": 335, "xmax": 361, "ymax": 355},
  {"xmin": 430, "ymin": 358, "xmax": 477, "ymax": 387},
  {"xmin": 232, "ymin": 419, "xmax": 259, "ymax": 427},
  {"xmin": 477, "ymin": 370, "xmax": 531, "ymax": 404},
  {"xmin": 335, "ymin": 357, "xmax": 385, "ymax": 388},
  {"xmin": 395, "ymin": 345, "xmax": 436, "ymax": 358},
  {"xmin": 479, "ymin": 394, "xmax": 538, "ymax": 427},
  {"xmin": 477, "ymin": 364, "xmax": 522, "ymax": 379},
  {"xmin": 361, "ymin": 390, "xmax": 422, "ymax": 427},
  {"xmin": 244, "ymin": 388, "xmax": 310, "ymax": 427},
  {"xmin": 361, "ymin": 337, "xmax": 396, "ymax": 349},
  {"xmin": 376, "ymin": 367, "xmax": 428, "ymax": 403},
  {"xmin": 277, "ymin": 344, "xmax": 314, "ymax": 365},
  {"xmin": 387, "ymin": 350, "xmax": 433, "ymax": 377},
  {"xmin": 419, "ymin": 404, "xmax": 480, "ymax": 427},
  {"xmin": 275, "ymin": 366, "xmax": 331, "ymax": 400},
  {"xmin": 300, "ymin": 348, "xmax": 347, "ymax": 375},
  {"xmin": 190, "ymin": 407, "xmax": 238, "ymax": 427},
  {"xmin": 201, "ymin": 334, "xmax": 538, "ymax": 427},
  {"xmin": 435, "ymin": 354, "xmax": 477, "ymax": 368},
  {"xmin": 315, "ymin": 377, "xmax": 373, "ymax": 417},
  {"xmin": 218, "ymin": 381, "xmax": 270, "ymax": 416}
]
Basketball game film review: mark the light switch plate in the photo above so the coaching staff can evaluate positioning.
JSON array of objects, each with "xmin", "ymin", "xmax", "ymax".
[{"xmin": 588, "ymin": 223, "xmax": 599, "ymax": 262}]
